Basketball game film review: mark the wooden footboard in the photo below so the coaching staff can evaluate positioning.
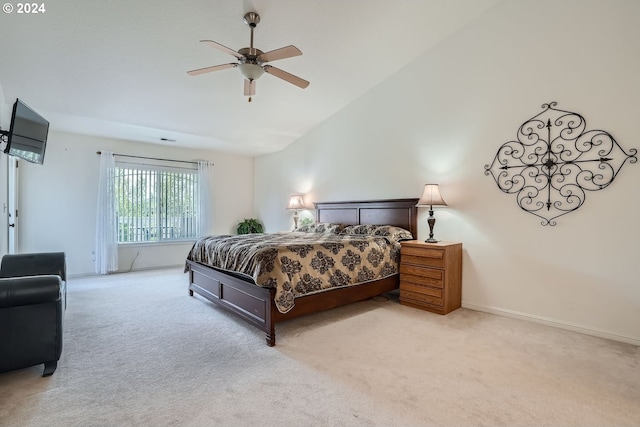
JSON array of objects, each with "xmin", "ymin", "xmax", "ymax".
[
  {"xmin": 187, "ymin": 260, "xmax": 399, "ymax": 346},
  {"xmin": 187, "ymin": 260, "xmax": 276, "ymax": 345}
]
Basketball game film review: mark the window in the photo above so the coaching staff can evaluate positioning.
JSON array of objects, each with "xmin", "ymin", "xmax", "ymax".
[{"xmin": 114, "ymin": 163, "xmax": 199, "ymax": 243}]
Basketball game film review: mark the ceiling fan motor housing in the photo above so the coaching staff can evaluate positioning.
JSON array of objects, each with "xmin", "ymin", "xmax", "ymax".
[{"xmin": 238, "ymin": 47, "xmax": 264, "ymax": 61}]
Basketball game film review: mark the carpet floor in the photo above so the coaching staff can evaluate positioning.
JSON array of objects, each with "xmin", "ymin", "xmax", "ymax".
[{"xmin": 0, "ymin": 267, "xmax": 638, "ymax": 426}]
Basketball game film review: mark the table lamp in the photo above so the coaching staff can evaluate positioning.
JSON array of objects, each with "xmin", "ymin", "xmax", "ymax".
[
  {"xmin": 416, "ymin": 184, "xmax": 447, "ymax": 243},
  {"xmin": 286, "ymin": 195, "xmax": 305, "ymax": 229}
]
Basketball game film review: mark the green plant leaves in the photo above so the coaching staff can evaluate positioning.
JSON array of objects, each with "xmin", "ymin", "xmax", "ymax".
[{"xmin": 237, "ymin": 218, "xmax": 264, "ymax": 234}]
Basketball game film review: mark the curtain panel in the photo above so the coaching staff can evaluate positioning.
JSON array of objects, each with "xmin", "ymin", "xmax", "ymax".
[
  {"xmin": 197, "ymin": 161, "xmax": 213, "ymax": 237},
  {"xmin": 95, "ymin": 151, "xmax": 118, "ymax": 274}
]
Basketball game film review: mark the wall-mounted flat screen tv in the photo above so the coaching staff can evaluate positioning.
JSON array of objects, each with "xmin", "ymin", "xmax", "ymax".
[{"xmin": 3, "ymin": 98, "xmax": 49, "ymax": 165}]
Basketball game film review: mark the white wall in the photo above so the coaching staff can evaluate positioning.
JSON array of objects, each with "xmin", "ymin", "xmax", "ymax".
[
  {"xmin": 17, "ymin": 130, "xmax": 253, "ymax": 275},
  {"xmin": 254, "ymin": 0, "xmax": 640, "ymax": 344}
]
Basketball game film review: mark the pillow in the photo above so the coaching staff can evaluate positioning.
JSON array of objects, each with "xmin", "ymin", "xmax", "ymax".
[
  {"xmin": 341, "ymin": 224, "xmax": 413, "ymax": 242},
  {"xmin": 294, "ymin": 222, "xmax": 345, "ymax": 233},
  {"xmin": 372, "ymin": 225, "xmax": 414, "ymax": 242},
  {"xmin": 340, "ymin": 224, "xmax": 378, "ymax": 236}
]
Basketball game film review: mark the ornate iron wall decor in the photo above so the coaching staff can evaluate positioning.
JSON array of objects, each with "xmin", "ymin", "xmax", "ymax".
[{"xmin": 484, "ymin": 102, "xmax": 637, "ymax": 225}]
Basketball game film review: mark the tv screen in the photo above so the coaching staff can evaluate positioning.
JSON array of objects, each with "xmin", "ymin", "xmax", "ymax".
[{"xmin": 3, "ymin": 99, "xmax": 49, "ymax": 164}]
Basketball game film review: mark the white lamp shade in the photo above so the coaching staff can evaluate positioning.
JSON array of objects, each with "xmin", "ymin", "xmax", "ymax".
[
  {"xmin": 416, "ymin": 184, "xmax": 447, "ymax": 207},
  {"xmin": 286, "ymin": 195, "xmax": 305, "ymax": 210}
]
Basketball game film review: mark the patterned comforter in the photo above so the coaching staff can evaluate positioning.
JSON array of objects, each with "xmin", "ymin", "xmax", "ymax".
[{"xmin": 186, "ymin": 232, "xmax": 402, "ymax": 314}]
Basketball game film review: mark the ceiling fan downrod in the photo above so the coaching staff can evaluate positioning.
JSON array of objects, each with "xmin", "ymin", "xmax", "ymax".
[{"xmin": 243, "ymin": 12, "xmax": 260, "ymax": 54}]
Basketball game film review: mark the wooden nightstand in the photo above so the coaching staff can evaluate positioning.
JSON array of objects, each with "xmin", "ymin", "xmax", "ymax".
[{"xmin": 399, "ymin": 240, "xmax": 462, "ymax": 315}]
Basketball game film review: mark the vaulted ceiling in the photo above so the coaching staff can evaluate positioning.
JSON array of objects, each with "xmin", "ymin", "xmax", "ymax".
[{"xmin": 0, "ymin": 0, "xmax": 501, "ymax": 156}]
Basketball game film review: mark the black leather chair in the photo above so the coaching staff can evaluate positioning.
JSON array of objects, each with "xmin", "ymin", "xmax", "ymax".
[{"xmin": 0, "ymin": 252, "xmax": 66, "ymax": 376}]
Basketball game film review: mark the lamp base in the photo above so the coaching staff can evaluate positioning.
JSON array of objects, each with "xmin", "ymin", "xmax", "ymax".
[
  {"xmin": 425, "ymin": 209, "xmax": 438, "ymax": 244},
  {"xmin": 293, "ymin": 213, "xmax": 299, "ymax": 230}
]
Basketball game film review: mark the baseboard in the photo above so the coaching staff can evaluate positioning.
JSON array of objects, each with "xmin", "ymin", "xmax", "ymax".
[
  {"xmin": 462, "ymin": 302, "xmax": 640, "ymax": 347},
  {"xmin": 115, "ymin": 264, "xmax": 184, "ymax": 274},
  {"xmin": 69, "ymin": 264, "xmax": 184, "ymax": 278}
]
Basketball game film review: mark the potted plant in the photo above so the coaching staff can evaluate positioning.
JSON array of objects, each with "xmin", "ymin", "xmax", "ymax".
[
  {"xmin": 237, "ymin": 218, "xmax": 264, "ymax": 234},
  {"xmin": 298, "ymin": 217, "xmax": 314, "ymax": 227}
]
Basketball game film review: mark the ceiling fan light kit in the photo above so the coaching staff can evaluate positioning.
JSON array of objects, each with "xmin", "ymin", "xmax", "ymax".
[
  {"xmin": 238, "ymin": 62, "xmax": 265, "ymax": 81},
  {"xmin": 188, "ymin": 12, "xmax": 309, "ymax": 102}
]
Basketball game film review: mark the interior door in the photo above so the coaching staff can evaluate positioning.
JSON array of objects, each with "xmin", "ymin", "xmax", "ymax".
[
  {"xmin": 7, "ymin": 157, "xmax": 18, "ymax": 253},
  {"xmin": 0, "ymin": 155, "xmax": 8, "ymax": 256}
]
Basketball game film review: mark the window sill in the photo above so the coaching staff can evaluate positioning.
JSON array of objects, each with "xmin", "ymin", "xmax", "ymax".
[{"xmin": 118, "ymin": 240, "xmax": 196, "ymax": 247}]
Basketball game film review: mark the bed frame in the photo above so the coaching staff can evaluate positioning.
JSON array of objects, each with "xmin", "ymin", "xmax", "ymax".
[{"xmin": 186, "ymin": 198, "xmax": 419, "ymax": 346}]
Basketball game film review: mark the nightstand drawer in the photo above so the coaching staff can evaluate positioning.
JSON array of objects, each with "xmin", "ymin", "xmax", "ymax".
[
  {"xmin": 400, "ymin": 270, "xmax": 444, "ymax": 288},
  {"xmin": 400, "ymin": 282, "xmax": 443, "ymax": 298},
  {"xmin": 400, "ymin": 264, "xmax": 443, "ymax": 279},
  {"xmin": 401, "ymin": 247, "xmax": 445, "ymax": 268},
  {"xmin": 400, "ymin": 290, "xmax": 443, "ymax": 308}
]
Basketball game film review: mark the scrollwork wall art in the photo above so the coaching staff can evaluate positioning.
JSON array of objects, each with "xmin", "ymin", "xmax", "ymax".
[{"xmin": 484, "ymin": 102, "xmax": 637, "ymax": 225}]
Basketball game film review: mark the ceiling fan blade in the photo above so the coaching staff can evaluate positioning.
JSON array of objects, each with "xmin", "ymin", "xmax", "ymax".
[
  {"xmin": 244, "ymin": 79, "xmax": 256, "ymax": 96},
  {"xmin": 187, "ymin": 63, "xmax": 238, "ymax": 76},
  {"xmin": 257, "ymin": 45, "xmax": 302, "ymax": 63},
  {"xmin": 200, "ymin": 40, "xmax": 244, "ymax": 59},
  {"xmin": 263, "ymin": 65, "xmax": 310, "ymax": 89}
]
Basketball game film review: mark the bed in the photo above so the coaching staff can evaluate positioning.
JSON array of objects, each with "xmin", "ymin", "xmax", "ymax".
[{"xmin": 185, "ymin": 198, "xmax": 418, "ymax": 346}]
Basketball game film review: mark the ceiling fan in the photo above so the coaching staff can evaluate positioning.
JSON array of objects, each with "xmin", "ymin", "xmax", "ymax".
[{"xmin": 187, "ymin": 12, "xmax": 310, "ymax": 102}]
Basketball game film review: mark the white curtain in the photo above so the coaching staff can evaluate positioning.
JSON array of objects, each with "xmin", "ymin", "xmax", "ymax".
[
  {"xmin": 95, "ymin": 151, "xmax": 118, "ymax": 274},
  {"xmin": 197, "ymin": 161, "xmax": 213, "ymax": 237}
]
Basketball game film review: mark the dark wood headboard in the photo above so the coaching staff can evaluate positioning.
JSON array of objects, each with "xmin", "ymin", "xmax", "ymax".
[{"xmin": 314, "ymin": 199, "xmax": 419, "ymax": 238}]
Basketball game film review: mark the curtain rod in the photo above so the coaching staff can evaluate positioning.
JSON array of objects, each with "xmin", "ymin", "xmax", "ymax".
[{"xmin": 96, "ymin": 151, "xmax": 211, "ymax": 166}]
